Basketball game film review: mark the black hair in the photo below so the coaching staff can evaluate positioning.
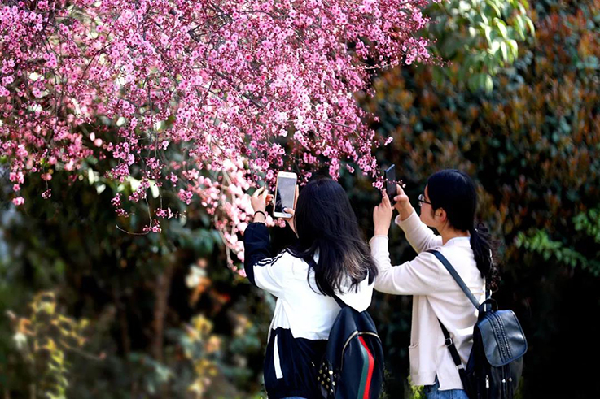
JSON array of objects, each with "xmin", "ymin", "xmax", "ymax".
[
  {"xmin": 289, "ymin": 177, "xmax": 378, "ymax": 296},
  {"xmin": 426, "ymin": 170, "xmax": 500, "ymax": 292}
]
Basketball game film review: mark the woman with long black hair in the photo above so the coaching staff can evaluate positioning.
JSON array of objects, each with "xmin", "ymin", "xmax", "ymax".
[
  {"xmin": 371, "ymin": 169, "xmax": 500, "ymax": 399},
  {"xmin": 244, "ymin": 177, "xmax": 379, "ymax": 399}
]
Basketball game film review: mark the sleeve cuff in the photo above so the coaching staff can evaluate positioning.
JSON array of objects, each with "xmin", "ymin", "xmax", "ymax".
[{"xmin": 369, "ymin": 235, "xmax": 389, "ymax": 245}]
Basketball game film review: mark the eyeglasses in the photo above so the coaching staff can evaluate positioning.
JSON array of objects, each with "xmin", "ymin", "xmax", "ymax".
[{"xmin": 417, "ymin": 194, "xmax": 431, "ymax": 206}]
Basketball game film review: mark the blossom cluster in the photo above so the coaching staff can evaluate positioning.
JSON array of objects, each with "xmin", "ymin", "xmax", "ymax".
[{"xmin": 1, "ymin": 0, "xmax": 433, "ymax": 255}]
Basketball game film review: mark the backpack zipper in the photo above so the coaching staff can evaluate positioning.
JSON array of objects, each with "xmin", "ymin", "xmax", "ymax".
[
  {"xmin": 501, "ymin": 366, "xmax": 506, "ymax": 399},
  {"xmin": 501, "ymin": 364, "xmax": 510, "ymax": 399}
]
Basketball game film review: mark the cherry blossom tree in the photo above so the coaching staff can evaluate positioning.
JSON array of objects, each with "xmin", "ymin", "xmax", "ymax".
[{"xmin": 1, "ymin": 0, "xmax": 433, "ymax": 258}]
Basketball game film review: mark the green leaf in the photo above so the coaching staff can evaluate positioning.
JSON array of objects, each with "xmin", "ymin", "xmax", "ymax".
[
  {"xmin": 485, "ymin": 0, "xmax": 501, "ymax": 18},
  {"xmin": 500, "ymin": 41, "xmax": 509, "ymax": 62},
  {"xmin": 527, "ymin": 17, "xmax": 535, "ymax": 34},
  {"xmin": 484, "ymin": 75, "xmax": 494, "ymax": 92},
  {"xmin": 495, "ymin": 18, "xmax": 508, "ymax": 38},
  {"xmin": 490, "ymin": 38, "xmax": 501, "ymax": 55}
]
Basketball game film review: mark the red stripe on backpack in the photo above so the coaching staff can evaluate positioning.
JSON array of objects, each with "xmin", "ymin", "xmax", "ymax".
[{"xmin": 358, "ymin": 336, "xmax": 374, "ymax": 399}]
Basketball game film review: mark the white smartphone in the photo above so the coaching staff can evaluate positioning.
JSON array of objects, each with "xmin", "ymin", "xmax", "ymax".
[{"xmin": 273, "ymin": 171, "xmax": 297, "ymax": 219}]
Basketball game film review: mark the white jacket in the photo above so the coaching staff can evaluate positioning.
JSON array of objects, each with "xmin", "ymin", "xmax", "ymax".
[
  {"xmin": 370, "ymin": 212, "xmax": 485, "ymax": 391},
  {"xmin": 256, "ymin": 250, "xmax": 374, "ymax": 340}
]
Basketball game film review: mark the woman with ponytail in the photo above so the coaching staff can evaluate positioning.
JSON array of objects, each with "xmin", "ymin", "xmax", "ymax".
[
  {"xmin": 244, "ymin": 177, "xmax": 378, "ymax": 399},
  {"xmin": 371, "ymin": 169, "xmax": 499, "ymax": 399}
]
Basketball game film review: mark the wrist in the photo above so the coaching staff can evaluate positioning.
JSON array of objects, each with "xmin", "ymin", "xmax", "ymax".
[
  {"xmin": 253, "ymin": 210, "xmax": 266, "ymax": 223},
  {"xmin": 398, "ymin": 207, "xmax": 414, "ymax": 221},
  {"xmin": 374, "ymin": 226, "xmax": 390, "ymax": 236}
]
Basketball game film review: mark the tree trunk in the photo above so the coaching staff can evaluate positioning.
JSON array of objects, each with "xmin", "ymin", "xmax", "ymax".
[{"xmin": 152, "ymin": 263, "xmax": 174, "ymax": 362}]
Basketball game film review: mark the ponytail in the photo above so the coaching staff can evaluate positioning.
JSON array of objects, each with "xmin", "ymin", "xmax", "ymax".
[{"xmin": 469, "ymin": 223, "xmax": 500, "ymax": 293}]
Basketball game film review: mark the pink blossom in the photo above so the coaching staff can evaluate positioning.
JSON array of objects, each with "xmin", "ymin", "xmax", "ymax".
[
  {"xmin": 178, "ymin": 189, "xmax": 193, "ymax": 205},
  {"xmin": 0, "ymin": 0, "xmax": 434, "ymax": 259}
]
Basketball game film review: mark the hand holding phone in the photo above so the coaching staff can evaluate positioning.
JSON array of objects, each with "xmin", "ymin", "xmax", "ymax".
[
  {"xmin": 250, "ymin": 187, "xmax": 273, "ymax": 213},
  {"xmin": 274, "ymin": 171, "xmax": 297, "ymax": 219}
]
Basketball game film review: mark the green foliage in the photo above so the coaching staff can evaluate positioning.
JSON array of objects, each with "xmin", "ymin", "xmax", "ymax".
[
  {"xmin": 365, "ymin": 0, "xmax": 600, "ymax": 270},
  {"xmin": 410, "ymin": 384, "xmax": 425, "ymax": 399},
  {"xmin": 0, "ymin": 124, "xmax": 268, "ymax": 397},
  {"xmin": 516, "ymin": 207, "xmax": 600, "ymax": 275},
  {"xmin": 356, "ymin": 0, "xmax": 600, "ymax": 397},
  {"xmin": 425, "ymin": 0, "xmax": 535, "ymax": 91},
  {"xmin": 10, "ymin": 292, "xmax": 88, "ymax": 399},
  {"xmin": 573, "ymin": 207, "xmax": 600, "ymax": 243},
  {"xmin": 516, "ymin": 229, "xmax": 600, "ymax": 274}
]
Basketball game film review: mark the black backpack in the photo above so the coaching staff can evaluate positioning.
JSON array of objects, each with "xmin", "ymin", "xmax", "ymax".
[
  {"xmin": 316, "ymin": 295, "xmax": 384, "ymax": 399},
  {"xmin": 429, "ymin": 250, "xmax": 528, "ymax": 399}
]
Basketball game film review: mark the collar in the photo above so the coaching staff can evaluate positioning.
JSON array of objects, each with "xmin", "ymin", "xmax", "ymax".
[{"xmin": 445, "ymin": 236, "xmax": 471, "ymax": 245}]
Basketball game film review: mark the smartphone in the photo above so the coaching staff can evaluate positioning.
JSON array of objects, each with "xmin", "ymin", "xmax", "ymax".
[
  {"xmin": 273, "ymin": 171, "xmax": 297, "ymax": 219},
  {"xmin": 385, "ymin": 165, "xmax": 397, "ymax": 201}
]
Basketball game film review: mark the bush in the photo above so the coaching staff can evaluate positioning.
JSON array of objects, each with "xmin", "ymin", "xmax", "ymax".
[{"xmin": 354, "ymin": 0, "xmax": 600, "ymax": 397}]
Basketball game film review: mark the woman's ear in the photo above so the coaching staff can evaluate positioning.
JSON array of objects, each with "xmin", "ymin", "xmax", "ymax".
[{"xmin": 436, "ymin": 208, "xmax": 447, "ymax": 222}]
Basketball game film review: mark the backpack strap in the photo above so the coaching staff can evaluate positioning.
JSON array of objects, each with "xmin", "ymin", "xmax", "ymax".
[
  {"xmin": 332, "ymin": 294, "xmax": 347, "ymax": 308},
  {"xmin": 427, "ymin": 249, "xmax": 480, "ymax": 309},
  {"xmin": 427, "ymin": 249, "xmax": 477, "ymax": 391},
  {"xmin": 438, "ymin": 320, "xmax": 469, "ymax": 388}
]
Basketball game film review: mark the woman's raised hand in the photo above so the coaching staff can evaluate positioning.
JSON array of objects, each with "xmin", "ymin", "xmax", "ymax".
[
  {"xmin": 373, "ymin": 190, "xmax": 394, "ymax": 236},
  {"xmin": 392, "ymin": 183, "xmax": 414, "ymax": 221},
  {"xmin": 283, "ymin": 207, "xmax": 296, "ymax": 233},
  {"xmin": 251, "ymin": 187, "xmax": 273, "ymax": 223},
  {"xmin": 251, "ymin": 187, "xmax": 271, "ymax": 212}
]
